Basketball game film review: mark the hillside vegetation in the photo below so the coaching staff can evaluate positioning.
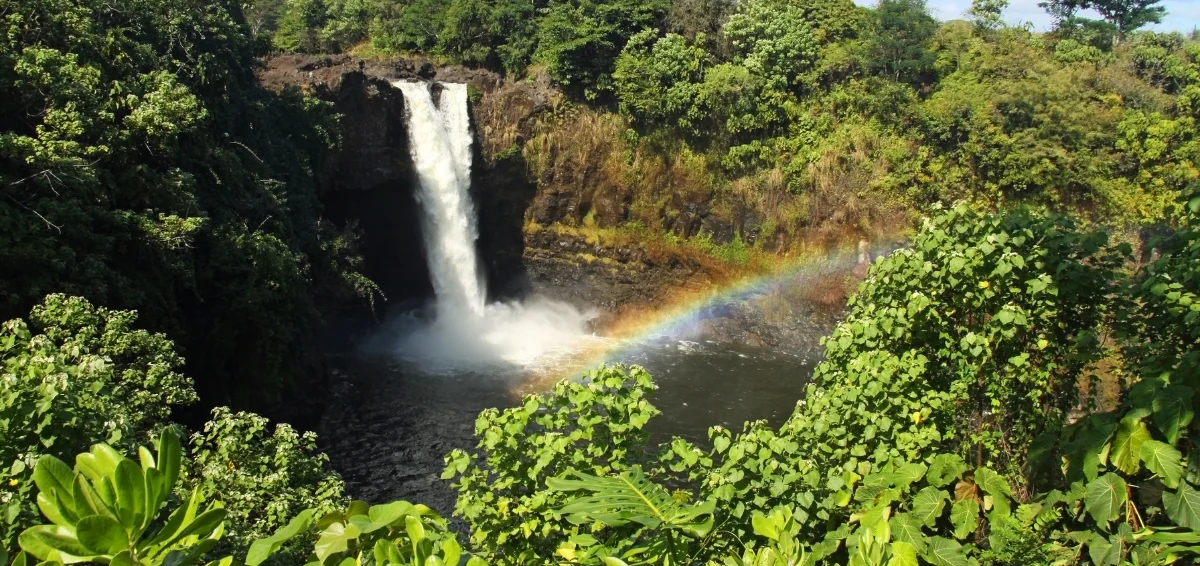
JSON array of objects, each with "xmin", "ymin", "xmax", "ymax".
[{"xmin": 268, "ymin": 0, "xmax": 1197, "ymax": 248}]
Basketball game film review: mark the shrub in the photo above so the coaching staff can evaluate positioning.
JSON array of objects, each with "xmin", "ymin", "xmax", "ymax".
[
  {"xmin": 14, "ymin": 429, "xmax": 229, "ymax": 566},
  {"xmin": 0, "ymin": 295, "xmax": 196, "ymax": 549},
  {"xmin": 442, "ymin": 365, "xmax": 663, "ymax": 562},
  {"xmin": 186, "ymin": 408, "xmax": 346, "ymax": 563}
]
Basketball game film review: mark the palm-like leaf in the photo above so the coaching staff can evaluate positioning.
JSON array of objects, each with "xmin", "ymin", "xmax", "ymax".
[{"xmin": 548, "ymin": 466, "xmax": 715, "ymax": 537}]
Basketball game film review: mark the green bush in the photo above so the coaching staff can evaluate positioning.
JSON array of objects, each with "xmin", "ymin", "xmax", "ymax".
[
  {"xmin": 186, "ymin": 408, "xmax": 346, "ymax": 563},
  {"xmin": 16, "ymin": 429, "xmax": 230, "ymax": 566},
  {"xmin": 722, "ymin": 0, "xmax": 818, "ymax": 92},
  {"xmin": 651, "ymin": 204, "xmax": 1127, "ymax": 556},
  {"xmin": 613, "ymin": 31, "xmax": 711, "ymax": 136},
  {"xmin": 0, "ymin": 0, "xmax": 374, "ymax": 413},
  {"xmin": 532, "ymin": 0, "xmax": 668, "ymax": 98},
  {"xmin": 442, "ymin": 365, "xmax": 664, "ymax": 562},
  {"xmin": 0, "ymin": 295, "xmax": 196, "ymax": 549}
]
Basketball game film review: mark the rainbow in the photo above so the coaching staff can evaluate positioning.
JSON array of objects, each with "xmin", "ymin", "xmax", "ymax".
[{"xmin": 528, "ymin": 238, "xmax": 900, "ymax": 387}]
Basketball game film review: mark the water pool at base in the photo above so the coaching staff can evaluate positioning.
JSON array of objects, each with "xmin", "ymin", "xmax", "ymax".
[{"xmin": 319, "ymin": 332, "xmax": 823, "ymax": 517}]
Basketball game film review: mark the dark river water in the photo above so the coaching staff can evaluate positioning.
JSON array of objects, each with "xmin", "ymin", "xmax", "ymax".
[
  {"xmin": 605, "ymin": 337, "xmax": 815, "ymax": 442},
  {"xmin": 319, "ymin": 330, "xmax": 822, "ymax": 516}
]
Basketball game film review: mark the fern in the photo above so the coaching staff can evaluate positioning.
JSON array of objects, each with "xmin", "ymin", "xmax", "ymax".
[{"xmin": 548, "ymin": 466, "xmax": 715, "ymax": 538}]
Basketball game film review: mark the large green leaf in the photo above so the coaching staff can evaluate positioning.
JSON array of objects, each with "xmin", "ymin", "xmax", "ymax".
[
  {"xmin": 1142, "ymin": 527, "xmax": 1200, "ymax": 545},
  {"xmin": 1087, "ymin": 532, "xmax": 1121, "ymax": 566},
  {"xmin": 246, "ymin": 509, "xmax": 315, "ymax": 566},
  {"xmin": 1084, "ymin": 474, "xmax": 1127, "ymax": 526},
  {"xmin": 314, "ymin": 521, "xmax": 359, "ymax": 562},
  {"xmin": 1110, "ymin": 418, "xmax": 1150, "ymax": 476},
  {"xmin": 76, "ymin": 515, "xmax": 130, "ymax": 555},
  {"xmin": 1153, "ymin": 385, "xmax": 1194, "ymax": 445},
  {"xmin": 18, "ymin": 525, "xmax": 100, "ymax": 563},
  {"xmin": 1141, "ymin": 440, "xmax": 1184, "ymax": 489},
  {"xmin": 887, "ymin": 541, "xmax": 918, "ymax": 566},
  {"xmin": 923, "ymin": 536, "xmax": 969, "ymax": 566},
  {"xmin": 142, "ymin": 467, "xmax": 165, "ymax": 531},
  {"xmin": 36, "ymin": 491, "xmax": 75, "ymax": 530},
  {"xmin": 161, "ymin": 508, "xmax": 227, "ymax": 550},
  {"xmin": 347, "ymin": 501, "xmax": 417, "ymax": 535},
  {"xmin": 888, "ymin": 513, "xmax": 927, "ymax": 554},
  {"xmin": 73, "ymin": 474, "xmax": 114, "ymax": 521},
  {"xmin": 75, "ymin": 444, "xmax": 124, "ymax": 486},
  {"xmin": 145, "ymin": 491, "xmax": 196, "ymax": 549},
  {"xmin": 973, "ymin": 468, "xmax": 1010, "ymax": 499},
  {"xmin": 949, "ymin": 499, "xmax": 978, "ymax": 540},
  {"xmin": 404, "ymin": 515, "xmax": 425, "ymax": 545},
  {"xmin": 926, "ymin": 455, "xmax": 966, "ymax": 488},
  {"xmin": 1163, "ymin": 481, "xmax": 1200, "ymax": 529},
  {"xmin": 156, "ymin": 429, "xmax": 182, "ymax": 498},
  {"xmin": 1065, "ymin": 419, "xmax": 1119, "ymax": 482},
  {"xmin": 549, "ymin": 466, "xmax": 715, "ymax": 537},
  {"xmin": 439, "ymin": 536, "xmax": 462, "ymax": 566},
  {"xmin": 911, "ymin": 487, "xmax": 949, "ymax": 528},
  {"xmin": 113, "ymin": 459, "xmax": 146, "ymax": 534},
  {"xmin": 31, "ymin": 457, "xmax": 75, "ymax": 509},
  {"xmin": 892, "ymin": 463, "xmax": 928, "ymax": 489},
  {"xmin": 32, "ymin": 457, "xmax": 80, "ymax": 527},
  {"xmin": 373, "ymin": 539, "xmax": 404, "ymax": 565}
]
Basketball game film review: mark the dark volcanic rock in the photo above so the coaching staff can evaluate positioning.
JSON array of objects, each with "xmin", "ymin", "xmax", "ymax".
[
  {"xmin": 700, "ymin": 214, "xmax": 735, "ymax": 244},
  {"xmin": 260, "ymin": 54, "xmax": 502, "ymax": 97}
]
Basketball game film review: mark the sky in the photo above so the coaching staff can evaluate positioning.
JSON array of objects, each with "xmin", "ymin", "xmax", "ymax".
[{"xmin": 851, "ymin": 0, "xmax": 1199, "ymax": 33}]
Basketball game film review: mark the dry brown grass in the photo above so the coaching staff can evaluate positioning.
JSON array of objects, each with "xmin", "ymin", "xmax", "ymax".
[{"xmin": 521, "ymin": 106, "xmax": 629, "ymax": 225}]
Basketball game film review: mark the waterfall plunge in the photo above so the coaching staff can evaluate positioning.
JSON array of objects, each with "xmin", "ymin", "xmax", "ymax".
[
  {"xmin": 395, "ymin": 82, "xmax": 485, "ymax": 317},
  {"xmin": 389, "ymin": 81, "xmax": 596, "ymax": 371}
]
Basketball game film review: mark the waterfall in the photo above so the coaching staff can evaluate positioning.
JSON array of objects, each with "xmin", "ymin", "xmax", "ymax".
[
  {"xmin": 394, "ymin": 81, "xmax": 484, "ymax": 317},
  {"xmin": 388, "ymin": 80, "xmax": 597, "ymax": 371}
]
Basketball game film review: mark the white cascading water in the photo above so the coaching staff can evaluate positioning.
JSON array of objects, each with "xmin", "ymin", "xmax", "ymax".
[
  {"xmin": 389, "ymin": 81, "xmax": 596, "ymax": 370},
  {"xmin": 394, "ymin": 81, "xmax": 485, "ymax": 317}
]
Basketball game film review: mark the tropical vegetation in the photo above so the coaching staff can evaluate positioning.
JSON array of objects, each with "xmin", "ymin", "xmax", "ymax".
[{"xmin": 4, "ymin": 0, "xmax": 1200, "ymax": 563}]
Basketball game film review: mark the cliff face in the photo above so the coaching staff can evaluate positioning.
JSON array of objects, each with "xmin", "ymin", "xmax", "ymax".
[
  {"xmin": 260, "ymin": 55, "xmax": 677, "ymax": 311},
  {"xmin": 262, "ymin": 55, "xmax": 522, "ymax": 306}
]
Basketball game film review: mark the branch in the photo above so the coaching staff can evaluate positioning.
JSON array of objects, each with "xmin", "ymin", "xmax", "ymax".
[{"xmin": 3, "ymin": 192, "xmax": 62, "ymax": 233}]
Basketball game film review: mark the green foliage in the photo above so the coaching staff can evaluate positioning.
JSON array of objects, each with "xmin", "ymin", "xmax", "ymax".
[
  {"xmin": 672, "ymin": 205, "xmax": 1124, "ymax": 556},
  {"xmin": 664, "ymin": 0, "xmax": 735, "ymax": 44},
  {"xmin": 1042, "ymin": 0, "xmax": 1166, "ymax": 39},
  {"xmin": 869, "ymin": 0, "xmax": 937, "ymax": 84},
  {"xmin": 968, "ymin": 0, "xmax": 1007, "ymax": 32},
  {"xmin": 10, "ymin": 193, "xmax": 1200, "ymax": 565},
  {"xmin": 437, "ymin": 0, "xmax": 537, "ymax": 72},
  {"xmin": 548, "ymin": 466, "xmax": 715, "ymax": 564},
  {"xmin": 722, "ymin": 0, "xmax": 819, "ymax": 92},
  {"xmin": 532, "ymin": 0, "xmax": 668, "ymax": 98},
  {"xmin": 442, "ymin": 365, "xmax": 662, "ymax": 562},
  {"xmin": 0, "ymin": 0, "xmax": 374, "ymax": 412},
  {"xmin": 247, "ymin": 500, "xmax": 484, "ymax": 566},
  {"xmin": 186, "ymin": 408, "xmax": 346, "ymax": 564},
  {"xmin": 0, "ymin": 295, "xmax": 196, "ymax": 549},
  {"xmin": 276, "ymin": 0, "xmax": 330, "ymax": 52},
  {"xmin": 806, "ymin": 204, "xmax": 1121, "ymax": 474},
  {"xmin": 18, "ymin": 429, "xmax": 230, "ymax": 565},
  {"xmin": 371, "ymin": 0, "xmax": 452, "ymax": 52},
  {"xmin": 322, "ymin": 0, "xmax": 372, "ymax": 51},
  {"xmin": 1120, "ymin": 186, "xmax": 1200, "ymax": 386},
  {"xmin": 725, "ymin": 508, "xmax": 818, "ymax": 566},
  {"xmin": 613, "ymin": 31, "xmax": 711, "ymax": 136}
]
